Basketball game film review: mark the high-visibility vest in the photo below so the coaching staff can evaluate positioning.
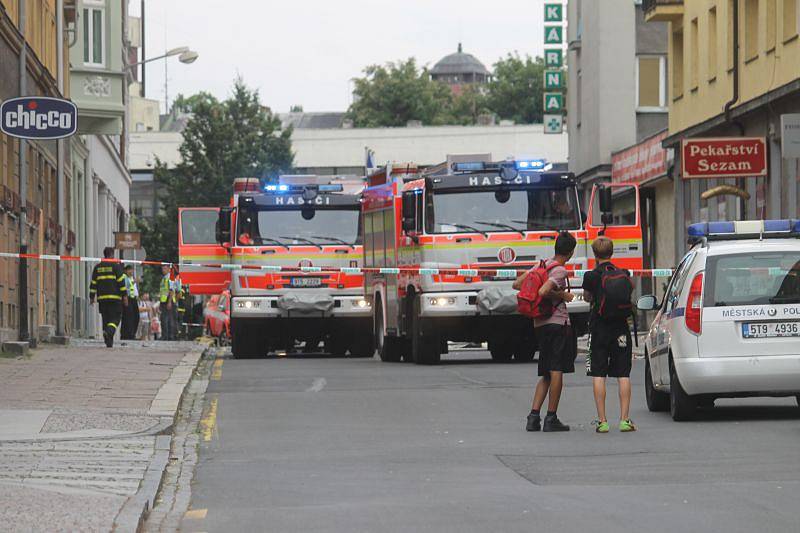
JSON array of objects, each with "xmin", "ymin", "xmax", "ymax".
[
  {"xmin": 124, "ymin": 274, "xmax": 138, "ymax": 298},
  {"xmin": 160, "ymin": 275, "xmax": 171, "ymax": 303}
]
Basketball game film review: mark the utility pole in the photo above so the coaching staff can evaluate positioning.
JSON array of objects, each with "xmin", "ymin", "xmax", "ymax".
[
  {"xmin": 18, "ymin": 0, "xmax": 29, "ymax": 342},
  {"xmin": 56, "ymin": 0, "xmax": 66, "ymax": 337},
  {"xmin": 141, "ymin": 0, "xmax": 146, "ymax": 97}
]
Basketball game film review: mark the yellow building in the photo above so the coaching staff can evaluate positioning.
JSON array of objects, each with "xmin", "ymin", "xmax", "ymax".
[
  {"xmin": 645, "ymin": 0, "xmax": 800, "ymax": 258},
  {"xmin": 0, "ymin": 0, "xmax": 73, "ymax": 341}
]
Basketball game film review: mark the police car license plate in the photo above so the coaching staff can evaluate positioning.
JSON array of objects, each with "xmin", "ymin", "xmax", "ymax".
[
  {"xmin": 290, "ymin": 277, "xmax": 322, "ymax": 288},
  {"xmin": 742, "ymin": 322, "xmax": 800, "ymax": 338}
]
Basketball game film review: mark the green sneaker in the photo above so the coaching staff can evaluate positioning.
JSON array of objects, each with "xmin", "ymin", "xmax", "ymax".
[
  {"xmin": 594, "ymin": 420, "xmax": 609, "ymax": 433},
  {"xmin": 619, "ymin": 419, "xmax": 637, "ymax": 432}
]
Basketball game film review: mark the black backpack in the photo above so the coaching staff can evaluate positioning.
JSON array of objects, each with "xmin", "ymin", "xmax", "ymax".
[{"xmin": 596, "ymin": 263, "xmax": 634, "ymax": 320}]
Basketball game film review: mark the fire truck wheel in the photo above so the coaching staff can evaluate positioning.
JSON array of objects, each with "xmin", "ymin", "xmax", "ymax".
[
  {"xmin": 376, "ymin": 302, "xmax": 404, "ymax": 362},
  {"xmin": 350, "ymin": 334, "xmax": 375, "ymax": 358},
  {"xmin": 489, "ymin": 338, "xmax": 514, "ymax": 362},
  {"xmin": 513, "ymin": 333, "xmax": 537, "ymax": 362},
  {"xmin": 411, "ymin": 297, "xmax": 441, "ymax": 365}
]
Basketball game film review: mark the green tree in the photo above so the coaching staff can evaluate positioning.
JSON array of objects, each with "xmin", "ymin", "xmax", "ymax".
[
  {"xmin": 347, "ymin": 59, "xmax": 457, "ymax": 127},
  {"xmin": 140, "ymin": 79, "xmax": 293, "ymax": 276},
  {"xmin": 485, "ymin": 54, "xmax": 546, "ymax": 124},
  {"xmin": 449, "ymin": 85, "xmax": 491, "ymax": 125}
]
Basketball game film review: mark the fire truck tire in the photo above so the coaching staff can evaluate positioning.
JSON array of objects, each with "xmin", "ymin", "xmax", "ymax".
[
  {"xmin": 376, "ymin": 303, "xmax": 404, "ymax": 362},
  {"xmin": 489, "ymin": 338, "xmax": 514, "ymax": 362},
  {"xmin": 411, "ymin": 298, "xmax": 441, "ymax": 365},
  {"xmin": 350, "ymin": 334, "xmax": 375, "ymax": 358},
  {"xmin": 231, "ymin": 323, "xmax": 263, "ymax": 359}
]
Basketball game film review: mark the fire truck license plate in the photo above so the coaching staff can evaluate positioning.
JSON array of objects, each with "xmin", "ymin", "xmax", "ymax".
[
  {"xmin": 290, "ymin": 277, "xmax": 322, "ymax": 288},
  {"xmin": 742, "ymin": 322, "xmax": 800, "ymax": 338}
]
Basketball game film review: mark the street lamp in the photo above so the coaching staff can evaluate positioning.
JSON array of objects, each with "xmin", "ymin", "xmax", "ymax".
[{"xmin": 127, "ymin": 46, "xmax": 199, "ymax": 68}]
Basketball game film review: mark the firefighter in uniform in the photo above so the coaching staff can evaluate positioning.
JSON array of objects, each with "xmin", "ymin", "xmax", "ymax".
[
  {"xmin": 159, "ymin": 264, "xmax": 176, "ymax": 341},
  {"xmin": 90, "ymin": 247, "xmax": 128, "ymax": 348},
  {"xmin": 121, "ymin": 265, "xmax": 139, "ymax": 340}
]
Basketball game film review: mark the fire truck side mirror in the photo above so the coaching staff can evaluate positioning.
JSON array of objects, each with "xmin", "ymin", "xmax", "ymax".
[
  {"xmin": 401, "ymin": 191, "xmax": 417, "ymax": 233},
  {"xmin": 216, "ymin": 207, "xmax": 233, "ymax": 245},
  {"xmin": 598, "ymin": 187, "xmax": 614, "ymax": 213}
]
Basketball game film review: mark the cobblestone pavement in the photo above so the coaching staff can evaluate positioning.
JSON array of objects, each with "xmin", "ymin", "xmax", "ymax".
[{"xmin": 0, "ymin": 339, "xmax": 204, "ymax": 532}]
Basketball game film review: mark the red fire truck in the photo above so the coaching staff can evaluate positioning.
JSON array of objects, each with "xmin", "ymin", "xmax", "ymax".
[
  {"xmin": 179, "ymin": 175, "xmax": 372, "ymax": 359},
  {"xmin": 363, "ymin": 159, "xmax": 643, "ymax": 364}
]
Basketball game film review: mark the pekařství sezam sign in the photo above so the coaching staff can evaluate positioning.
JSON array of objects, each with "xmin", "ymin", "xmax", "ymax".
[
  {"xmin": 0, "ymin": 96, "xmax": 77, "ymax": 140},
  {"xmin": 681, "ymin": 137, "xmax": 767, "ymax": 179}
]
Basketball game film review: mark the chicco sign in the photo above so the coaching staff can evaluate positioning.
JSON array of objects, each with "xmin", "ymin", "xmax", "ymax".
[{"xmin": 1, "ymin": 96, "xmax": 77, "ymax": 140}]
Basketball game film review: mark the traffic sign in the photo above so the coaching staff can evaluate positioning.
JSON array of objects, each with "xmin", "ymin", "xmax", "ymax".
[
  {"xmin": 544, "ymin": 114, "xmax": 564, "ymax": 134},
  {"xmin": 545, "ymin": 50, "xmax": 563, "ymax": 68},
  {"xmin": 544, "ymin": 25, "xmax": 563, "ymax": 45},
  {"xmin": 114, "ymin": 231, "xmax": 142, "ymax": 250},
  {"xmin": 544, "ymin": 3, "xmax": 563, "ymax": 22},
  {"xmin": 544, "ymin": 93, "xmax": 564, "ymax": 112},
  {"xmin": 544, "ymin": 70, "xmax": 564, "ymax": 90}
]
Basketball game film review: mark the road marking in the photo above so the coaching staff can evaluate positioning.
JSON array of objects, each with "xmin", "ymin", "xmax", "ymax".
[
  {"xmin": 306, "ymin": 377, "xmax": 327, "ymax": 393},
  {"xmin": 184, "ymin": 508, "xmax": 208, "ymax": 519},
  {"xmin": 200, "ymin": 398, "xmax": 218, "ymax": 442},
  {"xmin": 211, "ymin": 359, "xmax": 223, "ymax": 381}
]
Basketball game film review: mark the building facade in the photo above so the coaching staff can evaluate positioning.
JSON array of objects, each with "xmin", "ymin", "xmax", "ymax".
[
  {"xmin": 0, "ymin": 0, "xmax": 75, "ymax": 342},
  {"xmin": 430, "ymin": 44, "xmax": 491, "ymax": 95},
  {"xmin": 567, "ymin": 0, "xmax": 672, "ymax": 290},
  {"xmin": 645, "ymin": 0, "xmax": 800, "ymax": 260}
]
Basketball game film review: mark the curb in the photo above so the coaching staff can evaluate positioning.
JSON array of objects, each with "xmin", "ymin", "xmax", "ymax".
[{"xmin": 113, "ymin": 343, "xmax": 211, "ymax": 532}]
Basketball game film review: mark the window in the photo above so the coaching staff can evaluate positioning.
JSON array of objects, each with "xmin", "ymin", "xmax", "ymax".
[
  {"xmin": 784, "ymin": 0, "xmax": 799, "ymax": 42},
  {"xmin": 690, "ymin": 18, "xmax": 699, "ymax": 89},
  {"xmin": 744, "ymin": 0, "xmax": 759, "ymax": 61},
  {"xmin": 704, "ymin": 252, "xmax": 800, "ymax": 307},
  {"xmin": 708, "ymin": 6, "xmax": 718, "ymax": 80},
  {"xmin": 82, "ymin": 1, "xmax": 105, "ymax": 67},
  {"xmin": 766, "ymin": 0, "xmax": 777, "ymax": 51},
  {"xmin": 637, "ymin": 56, "xmax": 666, "ymax": 109},
  {"xmin": 672, "ymin": 28, "xmax": 684, "ymax": 99}
]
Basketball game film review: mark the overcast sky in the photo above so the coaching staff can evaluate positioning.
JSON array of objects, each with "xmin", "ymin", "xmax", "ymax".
[{"xmin": 130, "ymin": 1, "xmax": 548, "ymax": 114}]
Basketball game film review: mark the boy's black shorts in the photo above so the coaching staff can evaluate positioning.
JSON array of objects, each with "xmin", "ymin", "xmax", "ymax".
[
  {"xmin": 588, "ymin": 320, "xmax": 632, "ymax": 378},
  {"xmin": 536, "ymin": 324, "xmax": 577, "ymax": 377}
]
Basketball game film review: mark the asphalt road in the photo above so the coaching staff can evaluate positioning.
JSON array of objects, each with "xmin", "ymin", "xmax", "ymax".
[{"xmin": 183, "ymin": 348, "xmax": 800, "ymax": 533}]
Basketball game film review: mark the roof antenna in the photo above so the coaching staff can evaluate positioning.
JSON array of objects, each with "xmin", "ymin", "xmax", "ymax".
[{"xmin": 458, "ymin": 42, "xmax": 463, "ymax": 53}]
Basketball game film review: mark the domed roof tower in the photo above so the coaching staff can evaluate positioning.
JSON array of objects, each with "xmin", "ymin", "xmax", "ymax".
[{"xmin": 431, "ymin": 43, "xmax": 491, "ymax": 94}]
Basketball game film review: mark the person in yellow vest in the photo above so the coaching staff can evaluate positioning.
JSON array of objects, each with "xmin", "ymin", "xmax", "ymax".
[
  {"xmin": 159, "ymin": 264, "xmax": 176, "ymax": 341},
  {"xmin": 121, "ymin": 265, "xmax": 140, "ymax": 340},
  {"xmin": 90, "ymin": 247, "xmax": 128, "ymax": 348},
  {"xmin": 173, "ymin": 267, "xmax": 186, "ymax": 339}
]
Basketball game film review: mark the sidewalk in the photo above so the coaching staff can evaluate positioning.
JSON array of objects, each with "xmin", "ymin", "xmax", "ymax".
[{"xmin": 0, "ymin": 339, "xmax": 206, "ymax": 532}]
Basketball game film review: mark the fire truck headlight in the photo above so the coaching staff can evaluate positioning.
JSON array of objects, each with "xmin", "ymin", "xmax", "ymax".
[
  {"xmin": 237, "ymin": 300, "xmax": 260, "ymax": 309},
  {"xmin": 355, "ymin": 299, "xmax": 370, "ymax": 308},
  {"xmin": 430, "ymin": 297, "xmax": 456, "ymax": 307}
]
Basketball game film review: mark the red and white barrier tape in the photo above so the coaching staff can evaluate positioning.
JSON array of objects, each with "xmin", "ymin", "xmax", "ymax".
[{"xmin": 0, "ymin": 252, "xmax": 676, "ymax": 278}]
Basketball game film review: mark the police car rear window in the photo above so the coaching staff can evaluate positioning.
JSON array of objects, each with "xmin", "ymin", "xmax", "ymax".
[{"xmin": 704, "ymin": 252, "xmax": 800, "ymax": 307}]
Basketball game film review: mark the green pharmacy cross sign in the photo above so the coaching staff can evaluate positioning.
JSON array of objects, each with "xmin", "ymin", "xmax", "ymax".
[{"xmin": 544, "ymin": 3, "xmax": 563, "ymax": 22}]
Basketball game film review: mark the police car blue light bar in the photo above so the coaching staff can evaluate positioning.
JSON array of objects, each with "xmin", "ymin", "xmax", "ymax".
[{"xmin": 688, "ymin": 219, "xmax": 800, "ymax": 238}]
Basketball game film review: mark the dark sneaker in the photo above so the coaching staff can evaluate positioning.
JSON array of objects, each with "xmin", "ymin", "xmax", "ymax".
[
  {"xmin": 526, "ymin": 413, "xmax": 541, "ymax": 432},
  {"xmin": 542, "ymin": 415, "xmax": 570, "ymax": 432}
]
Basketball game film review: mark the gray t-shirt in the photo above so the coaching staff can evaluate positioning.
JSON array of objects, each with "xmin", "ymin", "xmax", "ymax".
[{"xmin": 533, "ymin": 259, "xmax": 571, "ymax": 328}]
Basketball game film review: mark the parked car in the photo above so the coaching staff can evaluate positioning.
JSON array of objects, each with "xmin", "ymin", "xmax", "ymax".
[
  {"xmin": 204, "ymin": 290, "xmax": 231, "ymax": 343},
  {"xmin": 638, "ymin": 219, "xmax": 800, "ymax": 421}
]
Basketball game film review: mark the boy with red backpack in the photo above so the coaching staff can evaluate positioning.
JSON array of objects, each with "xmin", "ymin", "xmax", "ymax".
[
  {"xmin": 581, "ymin": 237, "xmax": 637, "ymax": 433},
  {"xmin": 513, "ymin": 232, "xmax": 577, "ymax": 432}
]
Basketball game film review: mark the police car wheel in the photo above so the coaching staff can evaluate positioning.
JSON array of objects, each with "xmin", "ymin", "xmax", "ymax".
[
  {"xmin": 669, "ymin": 356, "xmax": 696, "ymax": 421},
  {"xmin": 645, "ymin": 356, "xmax": 669, "ymax": 412}
]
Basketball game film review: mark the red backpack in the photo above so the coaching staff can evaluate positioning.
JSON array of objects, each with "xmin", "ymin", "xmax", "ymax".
[{"xmin": 517, "ymin": 260, "xmax": 559, "ymax": 319}]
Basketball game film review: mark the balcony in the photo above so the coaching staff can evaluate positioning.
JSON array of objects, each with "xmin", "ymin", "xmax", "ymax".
[{"xmin": 642, "ymin": 0, "xmax": 684, "ymax": 22}]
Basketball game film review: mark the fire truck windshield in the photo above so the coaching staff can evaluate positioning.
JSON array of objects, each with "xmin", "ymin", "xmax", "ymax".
[
  {"xmin": 237, "ymin": 207, "xmax": 362, "ymax": 246},
  {"xmin": 428, "ymin": 187, "xmax": 580, "ymax": 234}
]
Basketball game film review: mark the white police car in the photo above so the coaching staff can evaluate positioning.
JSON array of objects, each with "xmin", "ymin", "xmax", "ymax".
[{"xmin": 637, "ymin": 219, "xmax": 800, "ymax": 421}]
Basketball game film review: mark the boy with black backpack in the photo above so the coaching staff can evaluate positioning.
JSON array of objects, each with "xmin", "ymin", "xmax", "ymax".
[{"xmin": 582, "ymin": 237, "xmax": 637, "ymax": 433}]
